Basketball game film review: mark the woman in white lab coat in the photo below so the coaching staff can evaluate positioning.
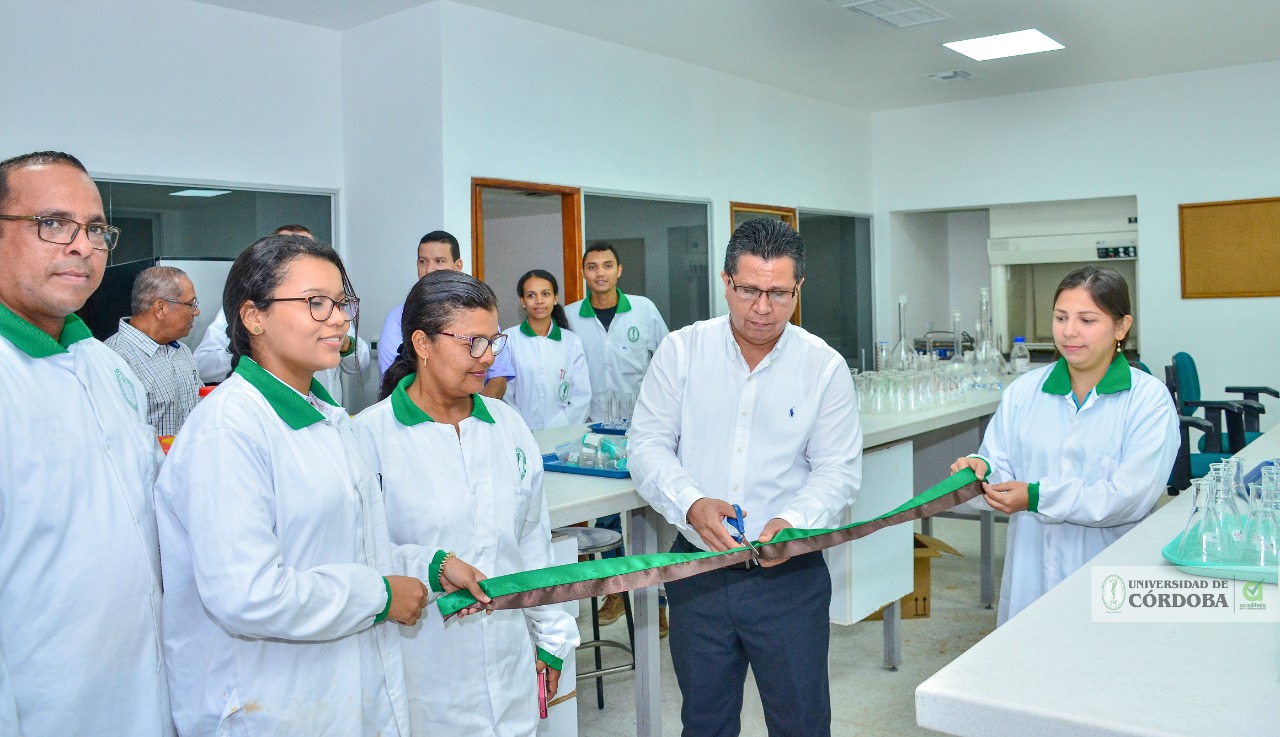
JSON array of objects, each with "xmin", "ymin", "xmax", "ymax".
[
  {"xmin": 503, "ymin": 269, "xmax": 592, "ymax": 430},
  {"xmin": 155, "ymin": 235, "xmax": 488, "ymax": 737},
  {"xmin": 355, "ymin": 270, "xmax": 579, "ymax": 737},
  {"xmin": 952, "ymin": 265, "xmax": 1179, "ymax": 625}
]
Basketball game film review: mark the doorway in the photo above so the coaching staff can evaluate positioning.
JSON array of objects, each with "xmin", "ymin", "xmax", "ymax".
[
  {"xmin": 797, "ymin": 210, "xmax": 873, "ymax": 369},
  {"xmin": 471, "ymin": 178, "xmax": 583, "ymax": 330}
]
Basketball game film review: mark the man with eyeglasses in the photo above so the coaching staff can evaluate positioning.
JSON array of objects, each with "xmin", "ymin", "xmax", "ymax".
[
  {"xmin": 629, "ymin": 218, "xmax": 862, "ymax": 737},
  {"xmin": 105, "ymin": 265, "xmax": 204, "ymax": 436},
  {"xmin": 0, "ymin": 151, "xmax": 174, "ymax": 736},
  {"xmin": 377, "ymin": 230, "xmax": 515, "ymax": 399},
  {"xmin": 192, "ymin": 223, "xmax": 371, "ymax": 408}
]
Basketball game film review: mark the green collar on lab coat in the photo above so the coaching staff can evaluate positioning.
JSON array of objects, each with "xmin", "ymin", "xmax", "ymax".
[
  {"xmin": 234, "ymin": 356, "xmax": 338, "ymax": 430},
  {"xmin": 577, "ymin": 289, "xmax": 632, "ymax": 318},
  {"xmin": 390, "ymin": 372, "xmax": 495, "ymax": 427},
  {"xmin": 520, "ymin": 319, "xmax": 562, "ymax": 341},
  {"xmin": 1040, "ymin": 352, "xmax": 1132, "ymax": 397},
  {"xmin": 0, "ymin": 301, "xmax": 93, "ymax": 358}
]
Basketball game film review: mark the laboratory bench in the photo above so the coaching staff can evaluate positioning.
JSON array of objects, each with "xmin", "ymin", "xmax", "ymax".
[{"xmin": 915, "ymin": 426, "xmax": 1280, "ymax": 736}]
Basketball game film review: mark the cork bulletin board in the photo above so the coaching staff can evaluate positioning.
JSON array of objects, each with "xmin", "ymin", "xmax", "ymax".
[{"xmin": 1179, "ymin": 197, "xmax": 1280, "ymax": 298}]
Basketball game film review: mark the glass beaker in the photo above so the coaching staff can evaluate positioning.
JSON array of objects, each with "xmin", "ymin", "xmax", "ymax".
[{"xmin": 1238, "ymin": 481, "xmax": 1280, "ymax": 567}]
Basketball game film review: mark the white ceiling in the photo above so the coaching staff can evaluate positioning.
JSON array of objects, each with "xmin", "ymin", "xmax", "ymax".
[{"xmin": 189, "ymin": 0, "xmax": 1280, "ymax": 111}]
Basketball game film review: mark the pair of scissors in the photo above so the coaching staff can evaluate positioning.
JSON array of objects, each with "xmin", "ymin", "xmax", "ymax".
[{"xmin": 727, "ymin": 504, "xmax": 761, "ymax": 563}]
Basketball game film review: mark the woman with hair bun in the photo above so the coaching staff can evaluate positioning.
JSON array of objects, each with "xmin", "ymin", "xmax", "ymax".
[
  {"xmin": 503, "ymin": 269, "xmax": 592, "ymax": 430},
  {"xmin": 951, "ymin": 265, "xmax": 1179, "ymax": 625},
  {"xmin": 354, "ymin": 269, "xmax": 578, "ymax": 737}
]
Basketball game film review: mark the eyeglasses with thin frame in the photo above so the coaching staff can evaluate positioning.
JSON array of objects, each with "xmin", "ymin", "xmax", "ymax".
[
  {"xmin": 263, "ymin": 295, "xmax": 360, "ymax": 322},
  {"xmin": 160, "ymin": 297, "xmax": 200, "ymax": 310},
  {"xmin": 0, "ymin": 214, "xmax": 121, "ymax": 252},
  {"xmin": 431, "ymin": 331, "xmax": 508, "ymax": 358},
  {"xmin": 727, "ymin": 275, "xmax": 798, "ymax": 305}
]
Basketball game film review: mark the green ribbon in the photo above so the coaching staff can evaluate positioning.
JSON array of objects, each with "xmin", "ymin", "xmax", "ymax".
[{"xmin": 438, "ymin": 468, "xmax": 982, "ymax": 618}]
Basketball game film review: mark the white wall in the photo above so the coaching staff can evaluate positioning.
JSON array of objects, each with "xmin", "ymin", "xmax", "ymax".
[
  {"xmin": 433, "ymin": 1, "xmax": 874, "ymax": 318},
  {"xmin": 872, "ymin": 61, "xmax": 1280, "ymax": 427},
  {"xmin": 945, "ymin": 210, "xmax": 992, "ymax": 338},
  {"xmin": 341, "ymin": 2, "xmax": 448, "ymax": 344},
  {"xmin": 1, "ymin": 0, "xmax": 343, "ymax": 192}
]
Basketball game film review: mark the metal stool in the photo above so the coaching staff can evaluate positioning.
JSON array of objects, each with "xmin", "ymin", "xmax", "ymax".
[{"xmin": 551, "ymin": 525, "xmax": 635, "ymax": 709}]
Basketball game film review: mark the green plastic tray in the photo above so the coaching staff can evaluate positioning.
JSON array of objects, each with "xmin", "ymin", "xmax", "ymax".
[{"xmin": 1161, "ymin": 533, "xmax": 1278, "ymax": 584}]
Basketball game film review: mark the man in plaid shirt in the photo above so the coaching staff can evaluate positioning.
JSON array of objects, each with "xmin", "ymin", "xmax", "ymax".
[{"xmin": 105, "ymin": 266, "xmax": 203, "ymax": 436}]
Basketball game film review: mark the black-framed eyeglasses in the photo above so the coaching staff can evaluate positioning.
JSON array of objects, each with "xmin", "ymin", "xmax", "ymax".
[
  {"xmin": 160, "ymin": 297, "xmax": 200, "ymax": 310},
  {"xmin": 263, "ymin": 295, "xmax": 360, "ymax": 322},
  {"xmin": 727, "ymin": 276, "xmax": 798, "ymax": 305},
  {"xmin": 432, "ymin": 331, "xmax": 508, "ymax": 358},
  {"xmin": 0, "ymin": 214, "xmax": 121, "ymax": 252}
]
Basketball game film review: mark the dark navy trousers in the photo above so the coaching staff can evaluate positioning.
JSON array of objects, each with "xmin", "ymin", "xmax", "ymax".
[{"xmin": 666, "ymin": 535, "xmax": 832, "ymax": 737}]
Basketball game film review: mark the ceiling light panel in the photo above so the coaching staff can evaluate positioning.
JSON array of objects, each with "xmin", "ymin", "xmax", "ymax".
[
  {"xmin": 944, "ymin": 29, "xmax": 1064, "ymax": 61},
  {"xmin": 838, "ymin": 0, "xmax": 950, "ymax": 28},
  {"xmin": 169, "ymin": 189, "xmax": 232, "ymax": 198}
]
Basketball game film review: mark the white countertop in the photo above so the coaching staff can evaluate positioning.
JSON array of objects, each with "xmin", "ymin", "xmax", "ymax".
[{"xmin": 915, "ymin": 429, "xmax": 1280, "ymax": 737}]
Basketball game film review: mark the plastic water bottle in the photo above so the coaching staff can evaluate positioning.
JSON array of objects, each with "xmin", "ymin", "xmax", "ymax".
[{"xmin": 1010, "ymin": 337, "xmax": 1030, "ymax": 375}]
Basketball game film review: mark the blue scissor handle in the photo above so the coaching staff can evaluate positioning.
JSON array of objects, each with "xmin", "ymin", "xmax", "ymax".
[{"xmin": 728, "ymin": 504, "xmax": 747, "ymax": 543}]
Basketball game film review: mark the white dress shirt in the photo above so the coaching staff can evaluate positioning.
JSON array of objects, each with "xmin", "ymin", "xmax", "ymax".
[
  {"xmin": 192, "ymin": 308, "xmax": 369, "ymax": 406},
  {"xmin": 969, "ymin": 355, "xmax": 1179, "ymax": 624},
  {"xmin": 0, "ymin": 306, "xmax": 173, "ymax": 737},
  {"xmin": 629, "ymin": 316, "xmax": 863, "ymax": 547}
]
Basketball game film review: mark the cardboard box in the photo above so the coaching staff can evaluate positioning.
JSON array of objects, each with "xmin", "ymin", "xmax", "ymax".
[{"xmin": 864, "ymin": 534, "xmax": 962, "ymax": 621}]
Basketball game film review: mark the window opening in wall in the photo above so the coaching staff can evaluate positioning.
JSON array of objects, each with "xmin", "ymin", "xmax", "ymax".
[{"xmin": 583, "ymin": 194, "xmax": 711, "ymax": 332}]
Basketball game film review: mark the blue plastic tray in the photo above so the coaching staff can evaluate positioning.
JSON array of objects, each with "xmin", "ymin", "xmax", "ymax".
[
  {"xmin": 541, "ymin": 453, "xmax": 630, "ymax": 479},
  {"xmin": 1244, "ymin": 459, "xmax": 1275, "ymax": 488},
  {"xmin": 587, "ymin": 423, "xmax": 627, "ymax": 436},
  {"xmin": 1161, "ymin": 533, "xmax": 1277, "ymax": 584}
]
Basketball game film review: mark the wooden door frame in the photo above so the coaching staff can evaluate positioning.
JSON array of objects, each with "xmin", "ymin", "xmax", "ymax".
[
  {"xmin": 471, "ymin": 178, "xmax": 584, "ymax": 304},
  {"xmin": 729, "ymin": 201, "xmax": 802, "ymax": 324}
]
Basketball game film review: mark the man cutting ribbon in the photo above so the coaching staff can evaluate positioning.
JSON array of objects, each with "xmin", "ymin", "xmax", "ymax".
[{"xmin": 629, "ymin": 218, "xmax": 863, "ymax": 737}]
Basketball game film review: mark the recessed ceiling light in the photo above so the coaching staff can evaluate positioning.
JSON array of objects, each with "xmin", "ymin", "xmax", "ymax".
[
  {"xmin": 944, "ymin": 29, "xmax": 1064, "ymax": 62},
  {"xmin": 169, "ymin": 189, "xmax": 232, "ymax": 198}
]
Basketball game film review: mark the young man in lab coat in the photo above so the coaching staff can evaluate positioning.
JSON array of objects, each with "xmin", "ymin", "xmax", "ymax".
[
  {"xmin": 564, "ymin": 240, "xmax": 670, "ymax": 624},
  {"xmin": 629, "ymin": 218, "xmax": 862, "ymax": 737},
  {"xmin": 376, "ymin": 229, "xmax": 514, "ymax": 398},
  {"xmin": 0, "ymin": 151, "xmax": 174, "ymax": 736},
  {"xmin": 565, "ymin": 241, "xmax": 669, "ymax": 423},
  {"xmin": 191, "ymin": 223, "xmax": 372, "ymax": 408}
]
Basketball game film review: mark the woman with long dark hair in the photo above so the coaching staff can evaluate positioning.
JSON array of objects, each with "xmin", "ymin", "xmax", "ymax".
[
  {"xmin": 951, "ymin": 265, "xmax": 1178, "ymax": 624},
  {"xmin": 155, "ymin": 235, "xmax": 487, "ymax": 736},
  {"xmin": 502, "ymin": 269, "xmax": 591, "ymax": 430},
  {"xmin": 354, "ymin": 270, "xmax": 578, "ymax": 737}
]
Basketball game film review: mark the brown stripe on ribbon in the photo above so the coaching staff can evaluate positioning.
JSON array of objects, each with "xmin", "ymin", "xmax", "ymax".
[{"xmin": 459, "ymin": 480, "xmax": 983, "ymax": 614}]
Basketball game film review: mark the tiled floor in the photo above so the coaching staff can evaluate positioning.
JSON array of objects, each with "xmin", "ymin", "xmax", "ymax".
[{"xmin": 574, "ymin": 516, "xmax": 1010, "ymax": 736}]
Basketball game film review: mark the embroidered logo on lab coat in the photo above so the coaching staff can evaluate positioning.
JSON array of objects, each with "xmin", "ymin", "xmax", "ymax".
[
  {"xmin": 557, "ymin": 380, "xmax": 571, "ymax": 402},
  {"xmin": 516, "ymin": 447, "xmax": 527, "ymax": 481},
  {"xmin": 627, "ymin": 327, "xmax": 640, "ymax": 343},
  {"xmin": 114, "ymin": 368, "xmax": 139, "ymax": 412}
]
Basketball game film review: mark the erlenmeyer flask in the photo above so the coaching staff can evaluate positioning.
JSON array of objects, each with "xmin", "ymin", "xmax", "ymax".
[
  {"xmin": 1177, "ymin": 479, "xmax": 1212, "ymax": 562},
  {"xmin": 1238, "ymin": 481, "xmax": 1280, "ymax": 567}
]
